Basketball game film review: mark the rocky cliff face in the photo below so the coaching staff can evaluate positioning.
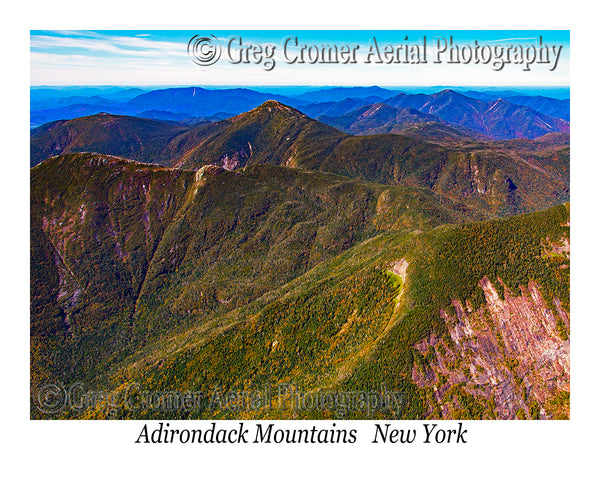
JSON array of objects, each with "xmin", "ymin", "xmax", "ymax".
[{"xmin": 412, "ymin": 274, "xmax": 570, "ymax": 419}]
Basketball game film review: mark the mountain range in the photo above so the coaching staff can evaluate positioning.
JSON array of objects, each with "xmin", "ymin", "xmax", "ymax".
[
  {"xmin": 30, "ymin": 87, "xmax": 570, "ymax": 420},
  {"xmin": 382, "ymin": 90, "xmax": 569, "ymax": 139},
  {"xmin": 31, "ymin": 100, "xmax": 569, "ymax": 217},
  {"xmin": 31, "ymin": 86, "xmax": 570, "ymax": 140}
]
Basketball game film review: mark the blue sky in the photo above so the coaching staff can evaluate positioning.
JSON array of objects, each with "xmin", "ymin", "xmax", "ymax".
[{"xmin": 30, "ymin": 30, "xmax": 570, "ymax": 86}]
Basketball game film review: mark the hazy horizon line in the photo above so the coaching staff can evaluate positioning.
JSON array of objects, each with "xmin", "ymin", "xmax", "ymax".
[{"xmin": 30, "ymin": 84, "xmax": 570, "ymax": 88}]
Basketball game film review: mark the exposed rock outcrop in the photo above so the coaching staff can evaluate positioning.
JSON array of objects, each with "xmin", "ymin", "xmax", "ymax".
[{"xmin": 413, "ymin": 276, "xmax": 569, "ymax": 419}]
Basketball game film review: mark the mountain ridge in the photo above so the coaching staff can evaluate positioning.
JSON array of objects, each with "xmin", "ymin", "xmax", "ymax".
[
  {"xmin": 30, "ymin": 152, "xmax": 569, "ymax": 419},
  {"xmin": 384, "ymin": 89, "xmax": 569, "ymax": 139},
  {"xmin": 31, "ymin": 100, "xmax": 569, "ymax": 218}
]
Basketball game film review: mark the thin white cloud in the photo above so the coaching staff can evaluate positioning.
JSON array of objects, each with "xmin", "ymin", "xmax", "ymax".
[
  {"xmin": 30, "ymin": 32, "xmax": 187, "ymax": 58},
  {"xmin": 487, "ymin": 37, "xmax": 539, "ymax": 43},
  {"xmin": 49, "ymin": 30, "xmax": 104, "ymax": 38}
]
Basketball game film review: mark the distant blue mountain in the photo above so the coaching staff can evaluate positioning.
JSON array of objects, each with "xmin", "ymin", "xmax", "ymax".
[
  {"xmin": 384, "ymin": 90, "xmax": 569, "ymax": 139},
  {"xmin": 30, "ymin": 103, "xmax": 129, "ymax": 126},
  {"xmin": 504, "ymin": 95, "xmax": 570, "ymax": 122},
  {"xmin": 461, "ymin": 90, "xmax": 569, "ymax": 121},
  {"xmin": 30, "ymin": 86, "xmax": 308, "ymax": 127},
  {"xmin": 30, "ymin": 86, "xmax": 570, "ymax": 139},
  {"xmin": 298, "ymin": 97, "xmax": 387, "ymax": 118},
  {"xmin": 123, "ymin": 86, "xmax": 307, "ymax": 116},
  {"xmin": 30, "ymin": 86, "xmax": 147, "ymax": 105},
  {"xmin": 293, "ymin": 86, "xmax": 400, "ymax": 103}
]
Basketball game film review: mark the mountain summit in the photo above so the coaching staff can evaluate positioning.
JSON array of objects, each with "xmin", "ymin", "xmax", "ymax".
[{"xmin": 172, "ymin": 100, "xmax": 346, "ymax": 170}]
